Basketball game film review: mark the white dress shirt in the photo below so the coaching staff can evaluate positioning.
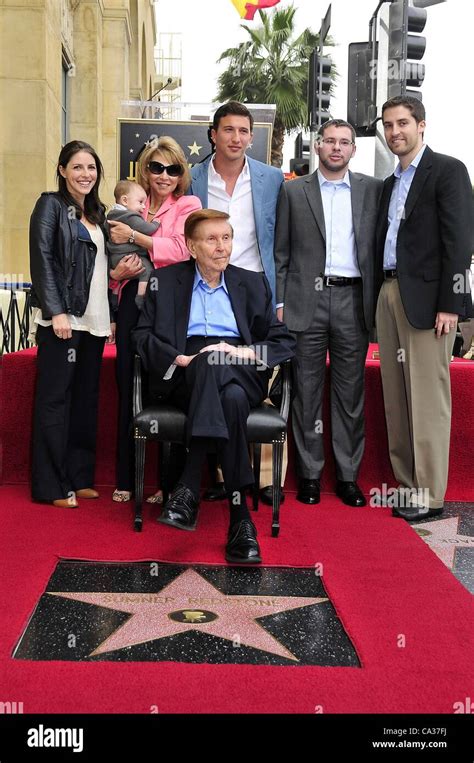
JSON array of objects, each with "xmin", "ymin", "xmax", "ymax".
[
  {"xmin": 318, "ymin": 170, "xmax": 360, "ymax": 278},
  {"xmin": 207, "ymin": 157, "xmax": 263, "ymax": 273}
]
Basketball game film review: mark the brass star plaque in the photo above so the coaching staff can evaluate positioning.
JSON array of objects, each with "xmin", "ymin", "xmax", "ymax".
[{"xmin": 13, "ymin": 561, "xmax": 359, "ymax": 667}]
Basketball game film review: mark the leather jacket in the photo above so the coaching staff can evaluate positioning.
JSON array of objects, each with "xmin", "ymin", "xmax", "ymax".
[{"xmin": 29, "ymin": 192, "xmax": 108, "ymax": 319}]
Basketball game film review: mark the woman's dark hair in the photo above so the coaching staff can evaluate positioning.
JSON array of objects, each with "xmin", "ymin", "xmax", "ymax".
[{"xmin": 56, "ymin": 140, "xmax": 106, "ymax": 224}]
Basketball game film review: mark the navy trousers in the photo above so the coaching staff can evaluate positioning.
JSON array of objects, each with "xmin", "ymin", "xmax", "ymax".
[
  {"xmin": 32, "ymin": 325, "xmax": 105, "ymax": 501},
  {"xmin": 170, "ymin": 336, "xmax": 270, "ymax": 492}
]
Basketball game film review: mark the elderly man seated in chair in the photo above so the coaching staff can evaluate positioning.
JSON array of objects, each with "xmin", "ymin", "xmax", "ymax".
[{"xmin": 133, "ymin": 209, "xmax": 295, "ymax": 564}]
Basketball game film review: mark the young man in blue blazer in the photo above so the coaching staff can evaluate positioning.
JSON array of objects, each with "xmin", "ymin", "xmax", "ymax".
[{"xmin": 190, "ymin": 101, "xmax": 283, "ymax": 307}]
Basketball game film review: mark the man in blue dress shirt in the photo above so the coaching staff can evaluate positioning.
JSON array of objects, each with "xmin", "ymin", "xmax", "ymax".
[
  {"xmin": 275, "ymin": 120, "xmax": 382, "ymax": 507},
  {"xmin": 375, "ymin": 96, "xmax": 473, "ymax": 521},
  {"xmin": 133, "ymin": 209, "xmax": 295, "ymax": 563}
]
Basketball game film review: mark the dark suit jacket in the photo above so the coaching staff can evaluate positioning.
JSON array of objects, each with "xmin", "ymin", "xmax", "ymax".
[
  {"xmin": 275, "ymin": 170, "xmax": 383, "ymax": 333},
  {"xmin": 375, "ymin": 146, "xmax": 473, "ymax": 329},
  {"xmin": 133, "ymin": 260, "xmax": 296, "ymax": 399}
]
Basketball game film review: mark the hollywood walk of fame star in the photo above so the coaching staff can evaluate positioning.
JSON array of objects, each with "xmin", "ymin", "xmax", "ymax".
[
  {"xmin": 188, "ymin": 141, "xmax": 202, "ymax": 156},
  {"xmin": 48, "ymin": 569, "xmax": 327, "ymax": 661},
  {"xmin": 414, "ymin": 516, "xmax": 474, "ymax": 569}
]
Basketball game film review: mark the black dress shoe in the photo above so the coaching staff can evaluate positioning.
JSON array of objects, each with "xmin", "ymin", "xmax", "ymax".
[
  {"xmin": 392, "ymin": 505, "xmax": 444, "ymax": 522},
  {"xmin": 370, "ymin": 488, "xmax": 402, "ymax": 508},
  {"xmin": 225, "ymin": 519, "xmax": 262, "ymax": 564},
  {"xmin": 158, "ymin": 484, "xmax": 199, "ymax": 531},
  {"xmin": 297, "ymin": 479, "xmax": 320, "ymax": 505},
  {"xmin": 260, "ymin": 485, "xmax": 285, "ymax": 506},
  {"xmin": 203, "ymin": 482, "xmax": 226, "ymax": 501},
  {"xmin": 336, "ymin": 480, "xmax": 367, "ymax": 507}
]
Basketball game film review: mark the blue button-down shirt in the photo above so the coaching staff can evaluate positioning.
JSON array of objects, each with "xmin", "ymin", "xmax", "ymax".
[
  {"xmin": 187, "ymin": 264, "xmax": 240, "ymax": 338},
  {"xmin": 318, "ymin": 170, "xmax": 360, "ymax": 277},
  {"xmin": 383, "ymin": 144, "xmax": 427, "ymax": 270}
]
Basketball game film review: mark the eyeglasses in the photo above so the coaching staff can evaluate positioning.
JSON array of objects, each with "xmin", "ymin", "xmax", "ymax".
[
  {"xmin": 320, "ymin": 138, "xmax": 354, "ymax": 148},
  {"xmin": 147, "ymin": 161, "xmax": 183, "ymax": 177}
]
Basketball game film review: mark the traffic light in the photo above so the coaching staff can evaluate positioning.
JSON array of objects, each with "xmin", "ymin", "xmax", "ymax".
[
  {"xmin": 308, "ymin": 50, "xmax": 332, "ymax": 130},
  {"xmin": 347, "ymin": 42, "xmax": 378, "ymax": 137},
  {"xmin": 294, "ymin": 132, "xmax": 310, "ymax": 159},
  {"xmin": 387, "ymin": 0, "xmax": 427, "ymax": 99},
  {"xmin": 290, "ymin": 133, "xmax": 310, "ymax": 175},
  {"xmin": 289, "ymin": 158, "xmax": 310, "ymax": 176}
]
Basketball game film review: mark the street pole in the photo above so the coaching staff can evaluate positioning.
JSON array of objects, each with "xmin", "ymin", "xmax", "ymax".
[
  {"xmin": 374, "ymin": 2, "xmax": 395, "ymax": 179},
  {"xmin": 310, "ymin": 4, "xmax": 331, "ymax": 173}
]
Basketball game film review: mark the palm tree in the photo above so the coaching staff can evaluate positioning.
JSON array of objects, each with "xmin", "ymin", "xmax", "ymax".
[{"xmin": 216, "ymin": 4, "xmax": 335, "ymax": 167}]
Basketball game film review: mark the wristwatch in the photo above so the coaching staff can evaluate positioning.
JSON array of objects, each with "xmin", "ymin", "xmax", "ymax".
[{"xmin": 128, "ymin": 229, "xmax": 135, "ymax": 244}]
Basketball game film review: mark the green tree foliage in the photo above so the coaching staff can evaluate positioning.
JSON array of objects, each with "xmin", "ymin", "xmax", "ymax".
[{"xmin": 216, "ymin": 4, "xmax": 335, "ymax": 167}]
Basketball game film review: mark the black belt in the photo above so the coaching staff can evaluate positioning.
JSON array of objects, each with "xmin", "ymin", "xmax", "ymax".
[
  {"xmin": 323, "ymin": 276, "xmax": 362, "ymax": 287},
  {"xmin": 383, "ymin": 269, "xmax": 398, "ymax": 279}
]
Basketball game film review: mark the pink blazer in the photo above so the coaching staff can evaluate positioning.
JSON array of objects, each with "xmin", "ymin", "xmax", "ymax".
[
  {"xmin": 144, "ymin": 194, "xmax": 202, "ymax": 268},
  {"xmin": 110, "ymin": 193, "xmax": 201, "ymax": 302}
]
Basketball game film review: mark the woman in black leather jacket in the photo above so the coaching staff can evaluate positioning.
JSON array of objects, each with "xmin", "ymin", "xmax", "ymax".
[{"xmin": 30, "ymin": 140, "xmax": 112, "ymax": 508}]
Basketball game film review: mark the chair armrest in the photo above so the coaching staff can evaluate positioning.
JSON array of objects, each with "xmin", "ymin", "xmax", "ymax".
[{"xmin": 133, "ymin": 354, "xmax": 143, "ymax": 417}]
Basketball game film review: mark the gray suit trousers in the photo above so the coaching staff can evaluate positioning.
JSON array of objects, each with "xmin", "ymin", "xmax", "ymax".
[{"xmin": 292, "ymin": 282, "xmax": 369, "ymax": 481}]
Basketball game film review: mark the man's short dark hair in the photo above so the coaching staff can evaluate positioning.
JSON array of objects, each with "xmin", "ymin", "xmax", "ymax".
[
  {"xmin": 185, "ymin": 209, "xmax": 233, "ymax": 242},
  {"xmin": 212, "ymin": 101, "xmax": 254, "ymax": 132},
  {"xmin": 382, "ymin": 95, "xmax": 426, "ymax": 123},
  {"xmin": 317, "ymin": 119, "xmax": 356, "ymax": 143}
]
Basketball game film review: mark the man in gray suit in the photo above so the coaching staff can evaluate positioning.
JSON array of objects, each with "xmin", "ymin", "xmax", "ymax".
[{"xmin": 275, "ymin": 119, "xmax": 382, "ymax": 506}]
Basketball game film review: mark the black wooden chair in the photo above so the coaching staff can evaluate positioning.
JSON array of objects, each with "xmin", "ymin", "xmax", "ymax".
[{"xmin": 132, "ymin": 356, "xmax": 292, "ymax": 537}]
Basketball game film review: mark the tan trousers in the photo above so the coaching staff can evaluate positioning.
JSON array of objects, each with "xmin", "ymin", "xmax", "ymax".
[
  {"xmin": 260, "ymin": 366, "xmax": 288, "ymax": 487},
  {"xmin": 375, "ymin": 279, "xmax": 455, "ymax": 509},
  {"xmin": 260, "ymin": 443, "xmax": 288, "ymax": 487},
  {"xmin": 218, "ymin": 444, "xmax": 288, "ymax": 488}
]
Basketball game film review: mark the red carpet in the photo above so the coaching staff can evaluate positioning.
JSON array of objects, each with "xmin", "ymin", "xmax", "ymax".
[
  {"xmin": 0, "ymin": 484, "xmax": 473, "ymax": 714},
  {"xmin": 1, "ymin": 345, "xmax": 473, "ymax": 499}
]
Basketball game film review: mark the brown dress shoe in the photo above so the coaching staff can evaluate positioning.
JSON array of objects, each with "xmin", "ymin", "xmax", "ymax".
[
  {"xmin": 76, "ymin": 488, "xmax": 99, "ymax": 499},
  {"xmin": 53, "ymin": 497, "xmax": 78, "ymax": 509}
]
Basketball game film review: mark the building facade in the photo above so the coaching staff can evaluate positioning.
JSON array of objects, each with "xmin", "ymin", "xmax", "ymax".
[{"xmin": 0, "ymin": 0, "xmax": 157, "ymax": 281}]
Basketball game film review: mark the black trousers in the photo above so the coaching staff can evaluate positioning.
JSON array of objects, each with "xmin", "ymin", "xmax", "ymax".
[
  {"xmin": 31, "ymin": 325, "xmax": 106, "ymax": 501},
  {"xmin": 171, "ymin": 336, "xmax": 270, "ymax": 492},
  {"xmin": 115, "ymin": 280, "xmax": 140, "ymax": 490}
]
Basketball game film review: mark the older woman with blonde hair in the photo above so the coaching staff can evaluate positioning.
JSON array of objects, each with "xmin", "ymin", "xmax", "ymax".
[{"xmin": 109, "ymin": 136, "xmax": 201, "ymax": 503}]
